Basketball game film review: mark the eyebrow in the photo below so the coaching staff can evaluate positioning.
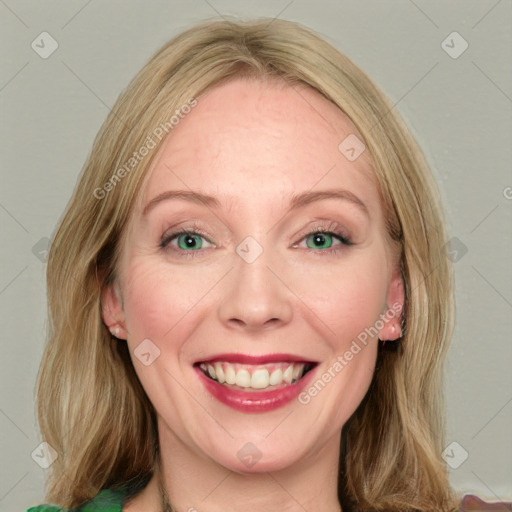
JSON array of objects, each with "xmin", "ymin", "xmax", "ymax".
[{"xmin": 142, "ymin": 188, "xmax": 369, "ymax": 217}]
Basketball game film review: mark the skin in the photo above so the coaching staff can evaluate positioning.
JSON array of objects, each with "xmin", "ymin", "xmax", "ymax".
[{"xmin": 102, "ymin": 78, "xmax": 404, "ymax": 512}]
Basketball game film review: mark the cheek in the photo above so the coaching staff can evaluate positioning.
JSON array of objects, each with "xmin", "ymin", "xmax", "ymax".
[
  {"xmin": 121, "ymin": 259, "xmax": 211, "ymax": 341},
  {"xmin": 288, "ymin": 252, "xmax": 389, "ymax": 344}
]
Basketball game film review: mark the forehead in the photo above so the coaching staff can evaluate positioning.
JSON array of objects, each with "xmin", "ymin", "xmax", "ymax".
[{"xmin": 138, "ymin": 78, "xmax": 379, "ymax": 216}]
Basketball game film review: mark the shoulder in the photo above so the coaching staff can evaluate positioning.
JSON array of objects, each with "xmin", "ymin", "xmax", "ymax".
[{"xmin": 22, "ymin": 488, "xmax": 127, "ymax": 512}]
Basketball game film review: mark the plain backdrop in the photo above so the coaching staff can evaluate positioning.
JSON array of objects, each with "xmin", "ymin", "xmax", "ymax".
[{"xmin": 1, "ymin": 1, "xmax": 511, "ymax": 510}]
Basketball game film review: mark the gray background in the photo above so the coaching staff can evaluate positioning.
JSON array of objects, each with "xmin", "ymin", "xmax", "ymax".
[{"xmin": 1, "ymin": 1, "xmax": 511, "ymax": 510}]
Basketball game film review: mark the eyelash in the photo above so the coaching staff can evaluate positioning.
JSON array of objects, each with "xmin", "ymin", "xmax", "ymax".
[{"xmin": 159, "ymin": 221, "xmax": 353, "ymax": 258}]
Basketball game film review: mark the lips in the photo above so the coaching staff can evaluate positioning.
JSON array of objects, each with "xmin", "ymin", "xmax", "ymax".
[{"xmin": 194, "ymin": 353, "xmax": 318, "ymax": 412}]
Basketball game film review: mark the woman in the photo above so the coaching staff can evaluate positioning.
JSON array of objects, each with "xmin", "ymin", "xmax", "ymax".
[{"xmin": 22, "ymin": 18, "xmax": 507, "ymax": 512}]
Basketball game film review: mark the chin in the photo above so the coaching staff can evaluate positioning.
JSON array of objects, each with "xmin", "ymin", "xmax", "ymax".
[{"xmin": 202, "ymin": 434, "xmax": 313, "ymax": 475}]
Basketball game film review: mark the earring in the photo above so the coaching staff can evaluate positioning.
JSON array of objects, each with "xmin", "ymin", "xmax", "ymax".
[{"xmin": 111, "ymin": 326, "xmax": 121, "ymax": 338}]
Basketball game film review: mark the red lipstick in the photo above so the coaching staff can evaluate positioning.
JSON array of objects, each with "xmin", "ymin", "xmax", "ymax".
[{"xmin": 194, "ymin": 354, "xmax": 318, "ymax": 413}]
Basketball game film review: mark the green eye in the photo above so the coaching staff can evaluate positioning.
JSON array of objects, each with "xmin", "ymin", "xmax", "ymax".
[
  {"xmin": 300, "ymin": 230, "xmax": 353, "ymax": 253},
  {"xmin": 160, "ymin": 229, "xmax": 215, "ymax": 257},
  {"xmin": 176, "ymin": 233, "xmax": 203, "ymax": 250},
  {"xmin": 161, "ymin": 227, "xmax": 351, "ymax": 257},
  {"xmin": 305, "ymin": 232, "xmax": 334, "ymax": 249}
]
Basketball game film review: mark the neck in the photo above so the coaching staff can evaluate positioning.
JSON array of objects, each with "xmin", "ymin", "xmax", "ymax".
[{"xmin": 151, "ymin": 418, "xmax": 343, "ymax": 512}]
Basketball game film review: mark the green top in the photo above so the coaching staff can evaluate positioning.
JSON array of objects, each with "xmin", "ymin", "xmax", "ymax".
[
  {"xmin": 23, "ymin": 490, "xmax": 512, "ymax": 511},
  {"xmin": 22, "ymin": 488, "xmax": 130, "ymax": 512}
]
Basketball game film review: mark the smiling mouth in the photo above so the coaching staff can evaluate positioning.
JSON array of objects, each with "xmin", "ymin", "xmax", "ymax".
[{"xmin": 196, "ymin": 361, "xmax": 317, "ymax": 392}]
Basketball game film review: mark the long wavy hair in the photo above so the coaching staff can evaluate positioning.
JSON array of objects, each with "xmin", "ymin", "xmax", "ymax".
[{"xmin": 35, "ymin": 17, "xmax": 460, "ymax": 511}]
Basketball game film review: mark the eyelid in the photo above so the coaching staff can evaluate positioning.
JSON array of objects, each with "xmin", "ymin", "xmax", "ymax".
[
  {"xmin": 161, "ymin": 230, "xmax": 214, "ymax": 247},
  {"xmin": 292, "ymin": 220, "xmax": 352, "ymax": 246}
]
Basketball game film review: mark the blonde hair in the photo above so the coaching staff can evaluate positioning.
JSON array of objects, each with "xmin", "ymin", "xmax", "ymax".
[{"xmin": 37, "ymin": 17, "xmax": 460, "ymax": 511}]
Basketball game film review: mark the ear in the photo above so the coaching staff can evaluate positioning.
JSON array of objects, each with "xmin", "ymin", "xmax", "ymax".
[
  {"xmin": 378, "ymin": 264, "xmax": 405, "ymax": 341},
  {"xmin": 101, "ymin": 281, "xmax": 128, "ymax": 340}
]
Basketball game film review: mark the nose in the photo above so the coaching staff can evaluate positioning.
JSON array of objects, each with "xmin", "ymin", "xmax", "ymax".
[{"xmin": 217, "ymin": 252, "xmax": 294, "ymax": 331}]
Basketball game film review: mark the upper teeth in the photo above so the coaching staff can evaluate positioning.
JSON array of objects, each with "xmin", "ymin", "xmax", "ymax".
[{"xmin": 199, "ymin": 361, "xmax": 307, "ymax": 390}]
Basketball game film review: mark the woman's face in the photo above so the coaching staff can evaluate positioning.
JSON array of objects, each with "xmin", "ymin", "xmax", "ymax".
[{"xmin": 103, "ymin": 78, "xmax": 403, "ymax": 473}]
